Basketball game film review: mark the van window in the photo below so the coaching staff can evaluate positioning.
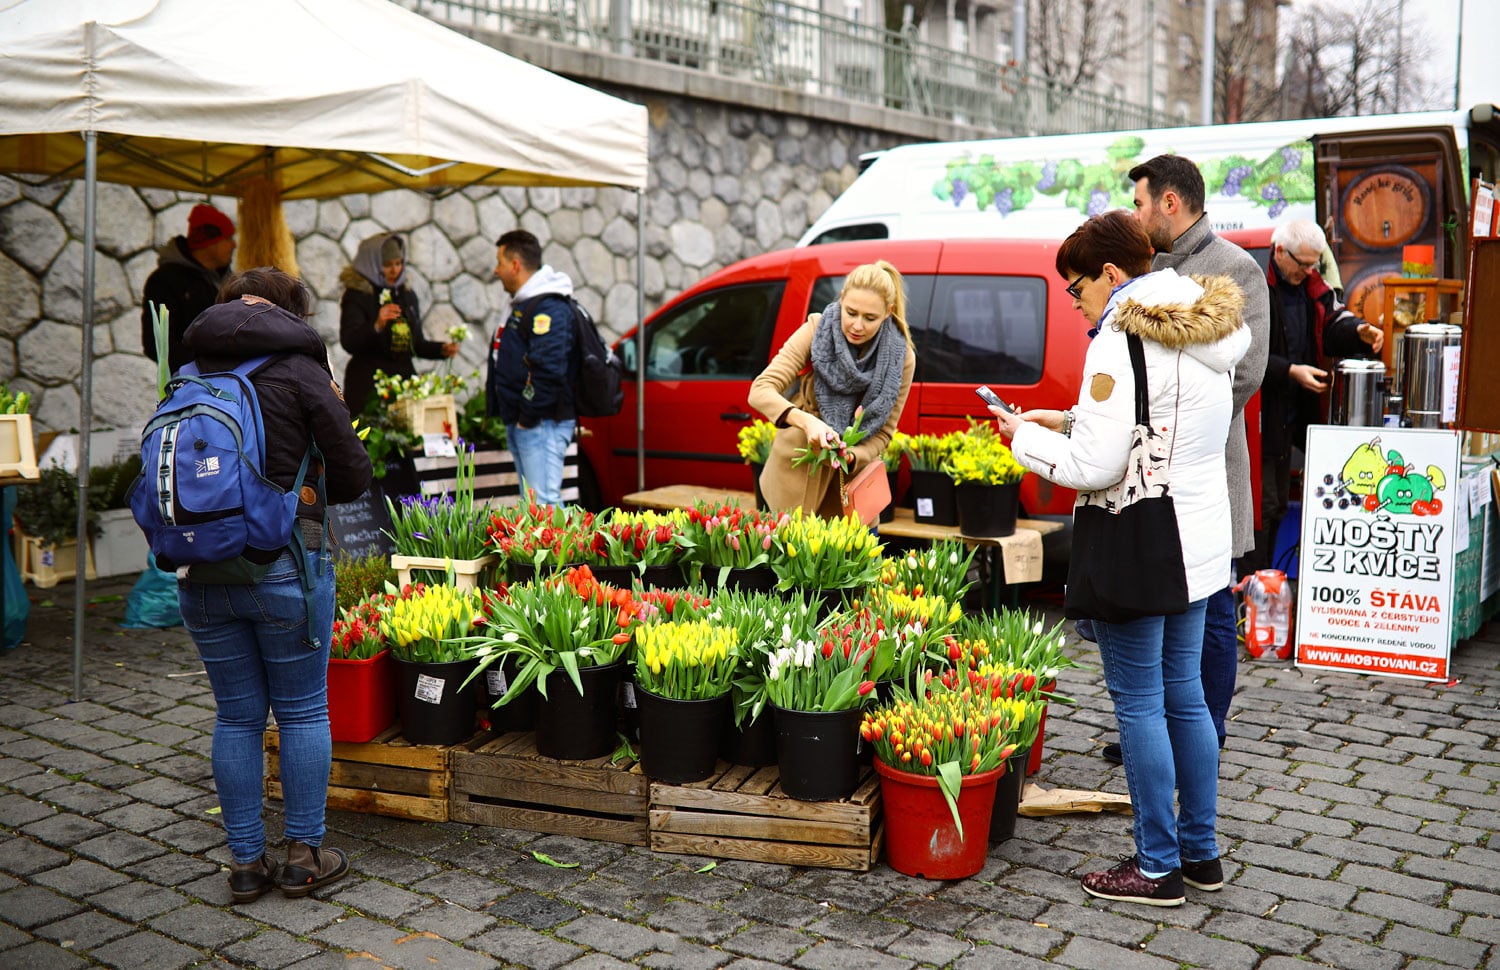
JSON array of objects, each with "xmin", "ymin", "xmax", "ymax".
[
  {"xmin": 919, "ymin": 276, "xmax": 1046, "ymax": 385},
  {"xmin": 644, "ymin": 282, "xmax": 784, "ymax": 379},
  {"xmin": 808, "ymin": 223, "xmax": 890, "ymax": 246},
  {"xmin": 807, "ymin": 275, "xmax": 936, "ymax": 329}
]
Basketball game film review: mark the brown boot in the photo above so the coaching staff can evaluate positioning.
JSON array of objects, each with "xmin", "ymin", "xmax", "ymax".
[
  {"xmin": 276, "ymin": 841, "xmax": 349, "ymax": 898},
  {"xmin": 228, "ymin": 853, "xmax": 278, "ymax": 903}
]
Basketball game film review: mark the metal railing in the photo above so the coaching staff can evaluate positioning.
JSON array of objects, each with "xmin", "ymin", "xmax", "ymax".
[{"xmin": 403, "ymin": 0, "xmax": 1162, "ymax": 135}]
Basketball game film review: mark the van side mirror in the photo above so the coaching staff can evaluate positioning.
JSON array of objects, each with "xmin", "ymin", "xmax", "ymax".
[{"xmin": 618, "ymin": 335, "xmax": 637, "ymax": 376}]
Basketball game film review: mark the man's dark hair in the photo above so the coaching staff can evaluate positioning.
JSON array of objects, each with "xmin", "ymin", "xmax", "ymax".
[
  {"xmin": 217, "ymin": 267, "xmax": 313, "ymax": 318},
  {"xmin": 1126, "ymin": 154, "xmax": 1205, "ymax": 214},
  {"xmin": 1056, "ymin": 211, "xmax": 1154, "ymax": 280},
  {"xmin": 496, "ymin": 230, "xmax": 542, "ymax": 271}
]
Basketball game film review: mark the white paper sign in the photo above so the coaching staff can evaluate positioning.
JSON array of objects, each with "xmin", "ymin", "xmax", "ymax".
[
  {"xmin": 1296, "ymin": 426, "xmax": 1460, "ymax": 681},
  {"xmin": 413, "ymin": 673, "xmax": 448, "ymax": 704},
  {"xmin": 1442, "ymin": 346, "xmax": 1461, "ymax": 423},
  {"xmin": 422, "ymin": 433, "xmax": 458, "ymax": 458},
  {"xmin": 915, "ymin": 497, "xmax": 934, "ymax": 518}
]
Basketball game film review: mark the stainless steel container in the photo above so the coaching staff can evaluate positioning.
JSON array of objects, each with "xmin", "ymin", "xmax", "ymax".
[
  {"xmin": 1330, "ymin": 359, "xmax": 1386, "ymax": 427},
  {"xmin": 1401, "ymin": 323, "xmax": 1462, "ymax": 429}
]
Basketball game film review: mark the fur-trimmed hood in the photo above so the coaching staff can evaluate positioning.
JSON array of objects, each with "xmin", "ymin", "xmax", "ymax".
[
  {"xmin": 1108, "ymin": 270, "xmax": 1248, "ymax": 375},
  {"xmin": 339, "ymin": 264, "xmax": 378, "ymax": 294}
]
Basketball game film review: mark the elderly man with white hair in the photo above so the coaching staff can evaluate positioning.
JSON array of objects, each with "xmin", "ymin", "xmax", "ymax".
[{"xmin": 1253, "ymin": 218, "xmax": 1384, "ymax": 570}]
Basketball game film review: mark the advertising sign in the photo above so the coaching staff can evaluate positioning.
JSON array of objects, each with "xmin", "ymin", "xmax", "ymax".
[{"xmin": 1296, "ymin": 426, "xmax": 1460, "ymax": 681}]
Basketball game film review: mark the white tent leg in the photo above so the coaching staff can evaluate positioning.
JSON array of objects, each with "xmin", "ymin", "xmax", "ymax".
[
  {"xmin": 636, "ymin": 187, "xmax": 645, "ymax": 492},
  {"xmin": 73, "ymin": 130, "xmax": 97, "ymax": 703}
]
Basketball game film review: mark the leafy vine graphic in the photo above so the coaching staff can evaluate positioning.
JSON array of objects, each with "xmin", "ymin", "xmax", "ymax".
[{"xmin": 932, "ymin": 137, "xmax": 1315, "ymax": 219}]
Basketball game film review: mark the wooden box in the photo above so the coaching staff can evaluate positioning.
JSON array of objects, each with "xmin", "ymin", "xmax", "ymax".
[
  {"xmin": 390, "ymin": 552, "xmax": 500, "ymax": 590},
  {"xmin": 649, "ymin": 763, "xmax": 883, "ymax": 871},
  {"xmin": 449, "ymin": 731, "xmax": 649, "ymax": 845},
  {"xmin": 264, "ymin": 725, "xmax": 454, "ymax": 823},
  {"xmin": 0, "ymin": 413, "xmax": 38, "ymax": 481},
  {"xmin": 390, "ymin": 394, "xmax": 457, "ymax": 438},
  {"xmin": 14, "ymin": 531, "xmax": 97, "ymax": 588}
]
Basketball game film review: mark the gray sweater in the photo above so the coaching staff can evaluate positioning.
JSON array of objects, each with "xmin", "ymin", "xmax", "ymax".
[{"xmin": 1152, "ymin": 214, "xmax": 1270, "ymax": 561}]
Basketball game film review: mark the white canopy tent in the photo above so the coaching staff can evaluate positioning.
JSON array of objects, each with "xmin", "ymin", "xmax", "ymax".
[{"xmin": 0, "ymin": 0, "xmax": 651, "ymax": 698}]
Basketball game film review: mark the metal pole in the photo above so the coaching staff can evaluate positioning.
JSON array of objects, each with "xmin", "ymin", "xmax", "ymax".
[
  {"xmin": 1012, "ymin": 0, "xmax": 1025, "ymax": 64},
  {"xmin": 1200, "ymin": 0, "xmax": 1215, "ymax": 125},
  {"xmin": 1145, "ymin": 0, "xmax": 1154, "ymax": 125},
  {"xmin": 1454, "ymin": 0, "xmax": 1465, "ymax": 110},
  {"xmin": 73, "ymin": 130, "xmax": 97, "ymax": 703},
  {"xmin": 1393, "ymin": 0, "xmax": 1404, "ymax": 112},
  {"xmin": 635, "ymin": 188, "xmax": 645, "ymax": 492}
]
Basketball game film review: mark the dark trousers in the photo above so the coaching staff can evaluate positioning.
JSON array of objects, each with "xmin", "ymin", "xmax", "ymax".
[{"xmin": 1201, "ymin": 585, "xmax": 1238, "ymax": 747}]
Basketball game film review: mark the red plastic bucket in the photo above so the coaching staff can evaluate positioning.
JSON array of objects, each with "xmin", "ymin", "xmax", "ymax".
[
  {"xmin": 874, "ymin": 758, "xmax": 1003, "ymax": 879},
  {"xmin": 1027, "ymin": 681, "xmax": 1055, "ymax": 776},
  {"xmin": 327, "ymin": 649, "xmax": 396, "ymax": 743}
]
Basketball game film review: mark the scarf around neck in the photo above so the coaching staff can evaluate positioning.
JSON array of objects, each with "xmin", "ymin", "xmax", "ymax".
[{"xmin": 810, "ymin": 299, "xmax": 905, "ymax": 436}]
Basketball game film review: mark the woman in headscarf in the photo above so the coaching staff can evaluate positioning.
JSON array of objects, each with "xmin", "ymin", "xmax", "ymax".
[
  {"xmin": 748, "ymin": 260, "xmax": 916, "ymax": 517},
  {"xmin": 338, "ymin": 233, "xmax": 458, "ymax": 415}
]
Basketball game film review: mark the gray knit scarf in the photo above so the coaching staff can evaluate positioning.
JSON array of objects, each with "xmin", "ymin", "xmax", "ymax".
[{"xmin": 810, "ymin": 300, "xmax": 905, "ymax": 436}]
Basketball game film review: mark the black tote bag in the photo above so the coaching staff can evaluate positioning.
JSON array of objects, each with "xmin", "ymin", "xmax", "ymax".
[{"xmin": 1064, "ymin": 333, "xmax": 1190, "ymax": 623}]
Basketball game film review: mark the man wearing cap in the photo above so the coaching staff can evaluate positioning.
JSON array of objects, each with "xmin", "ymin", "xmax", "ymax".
[{"xmin": 140, "ymin": 203, "xmax": 236, "ymax": 374}]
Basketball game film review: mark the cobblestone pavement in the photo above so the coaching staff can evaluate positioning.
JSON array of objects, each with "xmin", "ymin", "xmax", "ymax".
[{"xmin": 2, "ymin": 576, "xmax": 1499, "ymax": 969}]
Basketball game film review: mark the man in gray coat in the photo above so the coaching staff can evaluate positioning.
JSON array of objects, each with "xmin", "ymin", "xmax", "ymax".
[{"xmin": 1099, "ymin": 153, "xmax": 1269, "ymax": 760}]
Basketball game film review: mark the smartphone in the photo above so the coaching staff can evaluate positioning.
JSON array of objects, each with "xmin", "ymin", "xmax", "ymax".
[{"xmin": 974, "ymin": 385, "xmax": 1013, "ymax": 414}]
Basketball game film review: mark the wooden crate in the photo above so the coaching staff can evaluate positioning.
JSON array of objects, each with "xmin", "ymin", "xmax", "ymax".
[
  {"xmin": 449, "ymin": 731, "xmax": 649, "ymax": 845},
  {"xmin": 649, "ymin": 763, "xmax": 883, "ymax": 871},
  {"xmin": 14, "ymin": 531, "xmax": 96, "ymax": 588},
  {"xmin": 264, "ymin": 725, "xmax": 455, "ymax": 823},
  {"xmin": 390, "ymin": 552, "xmax": 500, "ymax": 590},
  {"xmin": 390, "ymin": 394, "xmax": 457, "ymax": 438}
]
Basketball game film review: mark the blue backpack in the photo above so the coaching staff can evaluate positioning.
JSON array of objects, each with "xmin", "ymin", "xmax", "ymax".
[{"xmin": 130, "ymin": 355, "xmax": 315, "ymax": 572}]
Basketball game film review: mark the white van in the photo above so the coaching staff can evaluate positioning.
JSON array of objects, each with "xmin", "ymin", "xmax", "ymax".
[{"xmin": 798, "ymin": 109, "xmax": 1497, "ymax": 247}]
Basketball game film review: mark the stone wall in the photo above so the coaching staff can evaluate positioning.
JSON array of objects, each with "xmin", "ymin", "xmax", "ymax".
[{"xmin": 0, "ymin": 91, "xmax": 896, "ymax": 437}]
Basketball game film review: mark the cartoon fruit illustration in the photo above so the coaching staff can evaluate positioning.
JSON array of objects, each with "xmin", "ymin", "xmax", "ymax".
[
  {"xmin": 1339, "ymin": 438, "xmax": 1386, "ymax": 496},
  {"xmin": 1376, "ymin": 467, "xmax": 1435, "ymax": 515}
]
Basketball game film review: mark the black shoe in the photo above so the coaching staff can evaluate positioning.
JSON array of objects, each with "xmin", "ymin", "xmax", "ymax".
[
  {"xmin": 277, "ymin": 842, "xmax": 349, "ymax": 898},
  {"xmin": 1081, "ymin": 856, "xmax": 1185, "ymax": 907},
  {"xmin": 1075, "ymin": 619, "xmax": 1098, "ymax": 643},
  {"xmin": 228, "ymin": 853, "xmax": 278, "ymax": 904},
  {"xmin": 1101, "ymin": 742, "xmax": 1122, "ymax": 765},
  {"xmin": 1182, "ymin": 856, "xmax": 1225, "ymax": 891}
]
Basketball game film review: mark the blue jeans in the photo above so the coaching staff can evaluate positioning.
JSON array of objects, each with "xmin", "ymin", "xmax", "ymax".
[
  {"xmin": 1201, "ymin": 584, "xmax": 1238, "ymax": 746},
  {"xmin": 179, "ymin": 549, "xmax": 335, "ymax": 863},
  {"xmin": 1096, "ymin": 599, "xmax": 1219, "ymax": 874},
  {"xmin": 507, "ymin": 419, "xmax": 575, "ymax": 506}
]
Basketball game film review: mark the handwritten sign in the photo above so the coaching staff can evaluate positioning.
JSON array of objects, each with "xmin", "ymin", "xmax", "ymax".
[{"xmin": 327, "ymin": 486, "xmax": 394, "ymax": 560}]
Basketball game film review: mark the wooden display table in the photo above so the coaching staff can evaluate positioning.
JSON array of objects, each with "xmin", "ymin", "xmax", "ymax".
[{"xmin": 623, "ymin": 485, "xmax": 756, "ymax": 512}]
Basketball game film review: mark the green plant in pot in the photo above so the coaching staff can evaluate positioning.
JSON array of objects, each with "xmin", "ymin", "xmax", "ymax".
[{"xmin": 14, "ymin": 462, "xmax": 105, "ymax": 547}]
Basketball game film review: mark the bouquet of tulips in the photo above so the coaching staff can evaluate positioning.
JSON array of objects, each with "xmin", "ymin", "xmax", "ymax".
[
  {"xmin": 385, "ymin": 443, "xmax": 488, "ymax": 561},
  {"xmin": 880, "ymin": 538, "xmax": 976, "ymax": 604},
  {"xmin": 468, "ymin": 566, "xmax": 643, "ymax": 703},
  {"xmin": 378, "ymin": 582, "xmax": 484, "ymax": 663},
  {"xmin": 678, "ymin": 502, "xmax": 785, "ymax": 580},
  {"xmin": 487, "ymin": 499, "xmax": 598, "ymax": 569},
  {"xmin": 586, "ymin": 509, "xmax": 685, "ymax": 569},
  {"xmin": 954, "ymin": 608, "xmax": 1076, "ymax": 683},
  {"xmin": 791, "ymin": 406, "xmax": 869, "ymax": 475},
  {"xmin": 736, "ymin": 419, "xmax": 776, "ymax": 465},
  {"xmin": 634, "ymin": 619, "xmax": 740, "ymax": 701},
  {"xmin": 855, "ymin": 587, "xmax": 963, "ymax": 686},
  {"xmin": 703, "ymin": 589, "xmax": 821, "ymax": 725},
  {"xmin": 891, "ymin": 430, "xmax": 958, "ymax": 472},
  {"xmin": 763, "ymin": 614, "xmax": 880, "ymax": 713},
  {"xmin": 861, "ymin": 672, "xmax": 1042, "ymax": 837},
  {"xmin": 770, "ymin": 508, "xmax": 883, "ymax": 592},
  {"xmin": 331, "ymin": 592, "xmax": 389, "ymax": 660}
]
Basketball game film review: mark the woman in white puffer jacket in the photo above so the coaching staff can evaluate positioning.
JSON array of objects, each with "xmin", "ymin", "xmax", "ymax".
[{"xmin": 991, "ymin": 211, "xmax": 1250, "ymax": 908}]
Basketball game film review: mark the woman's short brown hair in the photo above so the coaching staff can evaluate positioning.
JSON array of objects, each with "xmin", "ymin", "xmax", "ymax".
[
  {"xmin": 217, "ymin": 267, "xmax": 313, "ymax": 318},
  {"xmin": 1055, "ymin": 211, "xmax": 1154, "ymax": 281}
]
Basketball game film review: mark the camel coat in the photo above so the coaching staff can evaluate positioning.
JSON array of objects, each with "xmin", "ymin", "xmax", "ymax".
[{"xmin": 748, "ymin": 321, "xmax": 916, "ymax": 517}]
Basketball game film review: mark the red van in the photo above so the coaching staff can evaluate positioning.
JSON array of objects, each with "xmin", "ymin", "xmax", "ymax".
[{"xmin": 579, "ymin": 234, "xmax": 1272, "ymax": 523}]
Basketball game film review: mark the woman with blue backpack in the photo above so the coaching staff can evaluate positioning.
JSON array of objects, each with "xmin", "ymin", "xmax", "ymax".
[{"xmin": 162, "ymin": 267, "xmax": 371, "ymax": 902}]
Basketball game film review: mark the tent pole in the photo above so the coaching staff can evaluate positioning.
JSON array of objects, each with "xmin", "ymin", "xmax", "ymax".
[
  {"xmin": 73, "ymin": 130, "xmax": 98, "ymax": 703},
  {"xmin": 635, "ymin": 188, "xmax": 645, "ymax": 492}
]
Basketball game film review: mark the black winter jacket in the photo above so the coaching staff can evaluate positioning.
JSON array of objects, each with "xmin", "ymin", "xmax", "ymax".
[
  {"xmin": 139, "ymin": 238, "xmax": 228, "ymax": 374},
  {"xmin": 338, "ymin": 267, "xmax": 448, "ymax": 415},
  {"xmin": 486, "ymin": 292, "xmax": 578, "ymax": 427},
  {"xmin": 182, "ymin": 297, "xmax": 372, "ymax": 528}
]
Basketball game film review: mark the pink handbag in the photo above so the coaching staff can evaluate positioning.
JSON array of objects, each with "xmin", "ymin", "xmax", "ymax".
[{"xmin": 840, "ymin": 461, "xmax": 891, "ymax": 526}]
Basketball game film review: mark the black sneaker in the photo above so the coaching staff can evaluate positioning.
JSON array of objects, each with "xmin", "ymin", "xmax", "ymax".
[
  {"xmin": 1081, "ymin": 857, "xmax": 1185, "ymax": 907},
  {"xmin": 1182, "ymin": 856, "xmax": 1224, "ymax": 891},
  {"xmin": 1101, "ymin": 742, "xmax": 1123, "ymax": 765}
]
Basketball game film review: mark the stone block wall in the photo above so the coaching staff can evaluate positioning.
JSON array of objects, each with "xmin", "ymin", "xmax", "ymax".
[{"xmin": 0, "ymin": 91, "xmax": 895, "ymax": 437}]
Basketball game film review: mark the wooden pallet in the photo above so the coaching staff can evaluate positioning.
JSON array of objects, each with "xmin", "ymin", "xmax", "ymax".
[
  {"xmin": 264, "ymin": 725, "xmax": 456, "ymax": 823},
  {"xmin": 649, "ymin": 763, "xmax": 883, "ymax": 871},
  {"xmin": 449, "ymin": 731, "xmax": 649, "ymax": 845}
]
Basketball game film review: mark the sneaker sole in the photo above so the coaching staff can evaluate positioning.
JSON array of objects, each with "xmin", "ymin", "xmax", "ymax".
[
  {"xmin": 1183, "ymin": 875, "xmax": 1224, "ymax": 891},
  {"xmin": 1082, "ymin": 883, "xmax": 1185, "ymax": 907}
]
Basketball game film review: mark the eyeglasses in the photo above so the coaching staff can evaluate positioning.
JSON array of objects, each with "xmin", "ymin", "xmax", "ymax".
[
  {"xmin": 1065, "ymin": 275, "xmax": 1090, "ymax": 300},
  {"xmin": 1285, "ymin": 250, "xmax": 1320, "ymax": 271}
]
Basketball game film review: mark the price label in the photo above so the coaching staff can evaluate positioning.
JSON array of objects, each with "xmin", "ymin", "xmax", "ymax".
[{"xmin": 413, "ymin": 674, "xmax": 447, "ymax": 705}]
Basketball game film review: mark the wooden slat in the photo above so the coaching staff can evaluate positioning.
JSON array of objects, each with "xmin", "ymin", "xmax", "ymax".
[
  {"xmin": 450, "ymin": 770, "xmax": 646, "ymax": 814},
  {"xmin": 452, "ymin": 797, "xmax": 648, "ymax": 845},
  {"xmin": 648, "ymin": 831, "xmax": 871, "ymax": 871},
  {"xmin": 710, "ymin": 764, "xmax": 757, "ymax": 791},
  {"xmin": 329, "ymin": 761, "xmax": 447, "ymax": 799},
  {"xmin": 740, "ymin": 767, "xmax": 781, "ymax": 796},
  {"xmin": 650, "ymin": 808, "xmax": 868, "ymax": 846},
  {"xmin": 450, "ymin": 751, "xmax": 645, "ymax": 797},
  {"xmin": 267, "ymin": 780, "xmax": 447, "ymax": 823}
]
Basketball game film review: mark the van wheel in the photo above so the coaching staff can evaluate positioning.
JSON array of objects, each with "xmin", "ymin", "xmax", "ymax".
[{"xmin": 575, "ymin": 455, "xmax": 604, "ymax": 512}]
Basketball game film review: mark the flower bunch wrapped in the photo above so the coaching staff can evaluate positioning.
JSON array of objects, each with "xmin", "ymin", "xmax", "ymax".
[
  {"xmin": 891, "ymin": 431, "xmax": 958, "ymax": 472},
  {"xmin": 331, "ymin": 593, "xmax": 388, "ymax": 660},
  {"xmin": 678, "ymin": 502, "xmax": 785, "ymax": 579},
  {"xmin": 941, "ymin": 422, "xmax": 1027, "ymax": 486},
  {"xmin": 705, "ymin": 589, "xmax": 820, "ymax": 725},
  {"xmin": 469, "ymin": 566, "xmax": 643, "ymax": 702},
  {"xmin": 379, "ymin": 582, "xmax": 483, "ymax": 663},
  {"xmin": 880, "ymin": 539, "xmax": 977, "ymax": 604},
  {"xmin": 634, "ymin": 620, "xmax": 740, "ymax": 700},
  {"xmin": 487, "ymin": 500, "xmax": 597, "ymax": 568},
  {"xmin": 373, "ymin": 368, "xmax": 467, "ymax": 403},
  {"xmin": 791, "ymin": 406, "xmax": 869, "ymax": 474},
  {"xmin": 764, "ymin": 616, "xmax": 879, "ymax": 713},
  {"xmin": 586, "ymin": 509, "xmax": 685, "ymax": 568},
  {"xmin": 736, "ymin": 419, "xmax": 776, "ymax": 465},
  {"xmin": 954, "ymin": 608, "xmax": 1076, "ymax": 682},
  {"xmin": 384, "ymin": 443, "xmax": 488, "ymax": 560},
  {"xmin": 770, "ymin": 508, "xmax": 883, "ymax": 592}
]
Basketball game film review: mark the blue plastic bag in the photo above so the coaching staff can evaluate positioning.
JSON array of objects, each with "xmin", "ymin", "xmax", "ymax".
[
  {"xmin": 121, "ymin": 552, "xmax": 182, "ymax": 629},
  {"xmin": 2, "ymin": 486, "xmax": 28, "ymax": 651}
]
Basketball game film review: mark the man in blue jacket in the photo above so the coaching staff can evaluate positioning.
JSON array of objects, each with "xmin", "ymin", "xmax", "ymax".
[{"xmin": 487, "ymin": 230, "xmax": 578, "ymax": 506}]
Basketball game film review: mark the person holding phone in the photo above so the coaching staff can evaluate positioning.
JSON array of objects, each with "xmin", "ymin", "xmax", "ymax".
[
  {"xmin": 748, "ymin": 260, "xmax": 916, "ymax": 517},
  {"xmin": 990, "ymin": 211, "xmax": 1250, "ymax": 907}
]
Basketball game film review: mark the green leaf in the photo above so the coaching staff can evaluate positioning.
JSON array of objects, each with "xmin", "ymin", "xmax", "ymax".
[
  {"xmin": 695, "ymin": 862, "xmax": 718, "ymax": 873},
  {"xmin": 531, "ymin": 851, "xmax": 579, "ymax": 869},
  {"xmin": 936, "ymin": 760, "xmax": 964, "ymax": 841},
  {"xmin": 610, "ymin": 734, "xmax": 637, "ymax": 764},
  {"xmin": 206, "ymin": 806, "xmax": 222, "ymax": 816}
]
